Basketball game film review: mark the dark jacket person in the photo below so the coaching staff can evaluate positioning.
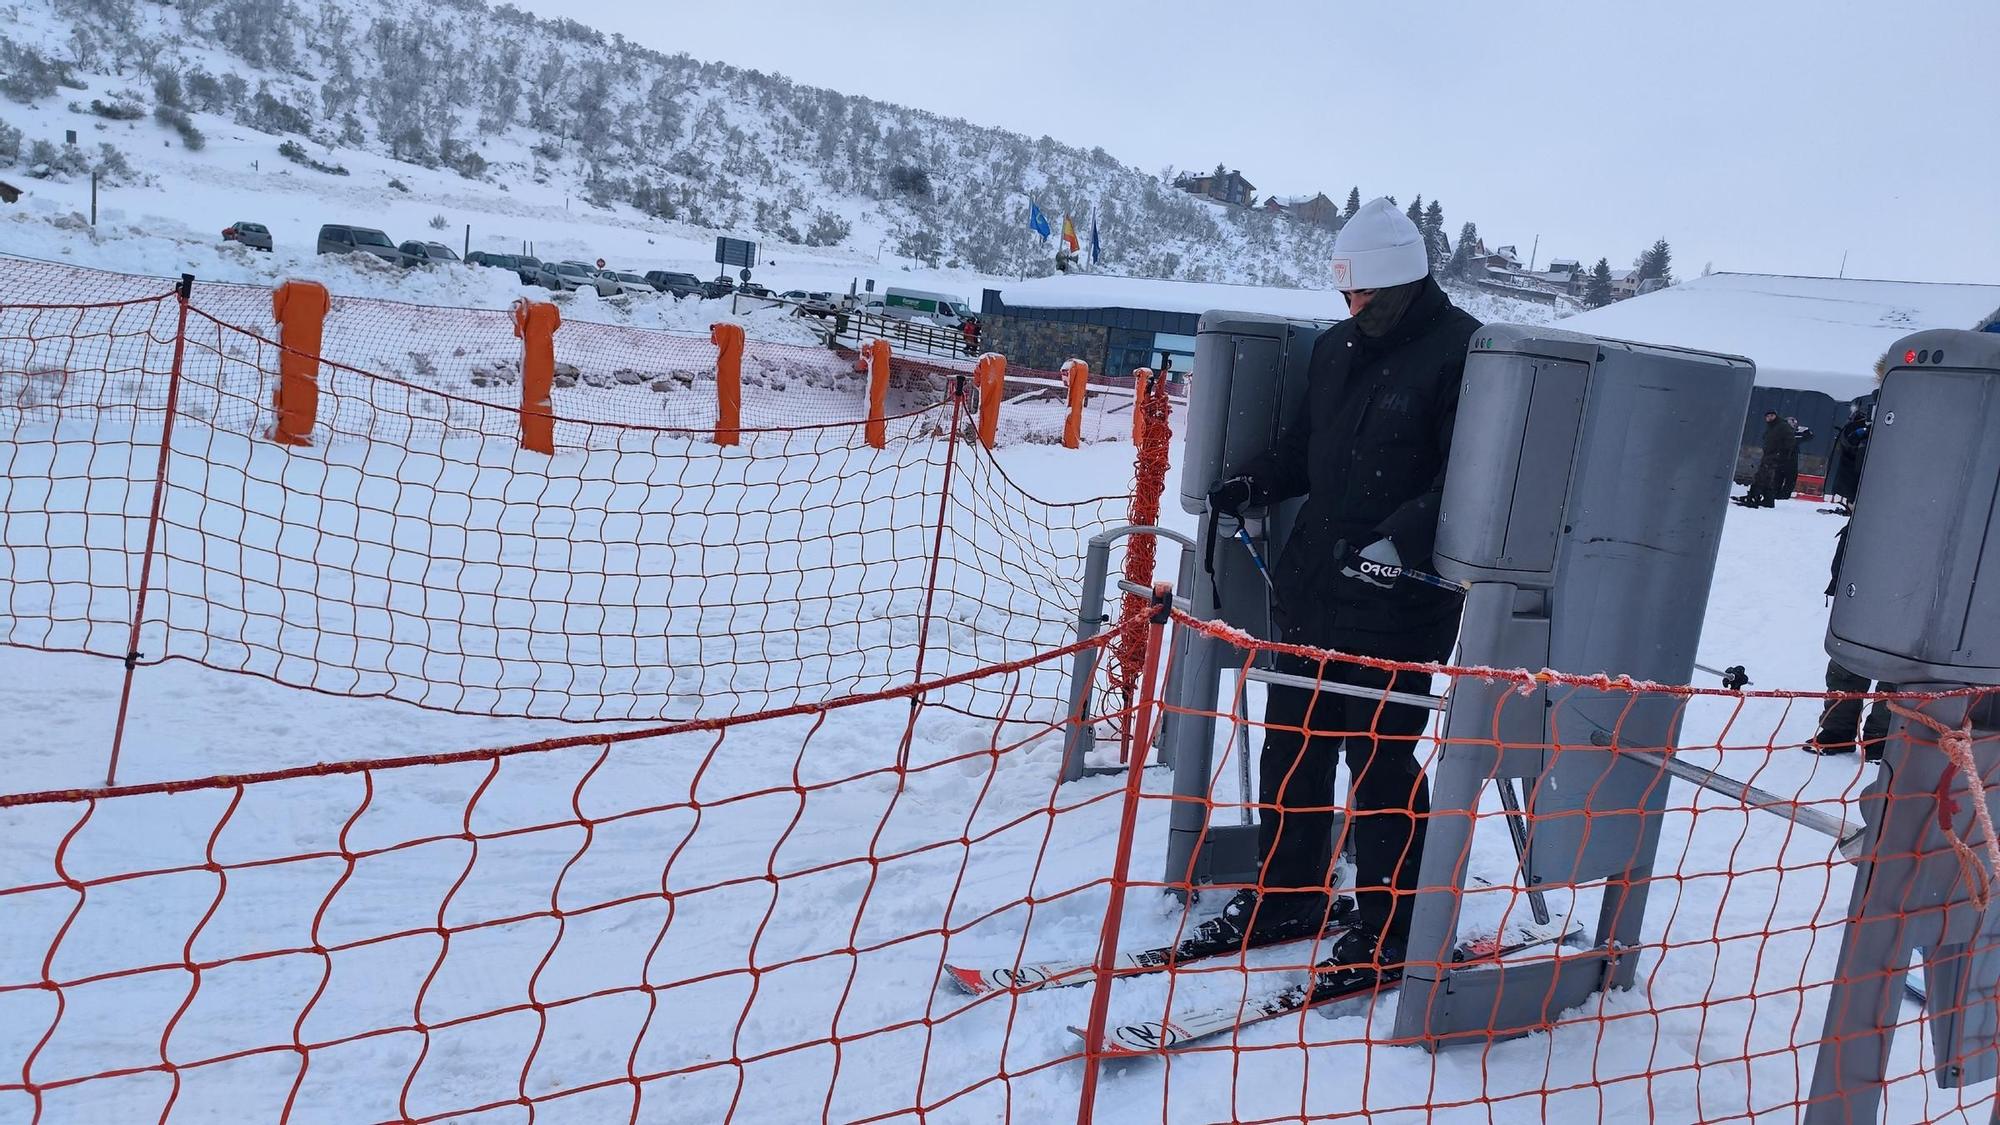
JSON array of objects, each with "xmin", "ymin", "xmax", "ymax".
[{"xmin": 1200, "ymin": 197, "xmax": 1479, "ymax": 981}]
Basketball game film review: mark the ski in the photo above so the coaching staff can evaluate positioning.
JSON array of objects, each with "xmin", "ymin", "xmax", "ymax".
[
  {"xmin": 1072, "ymin": 920, "xmax": 1584, "ymax": 1057},
  {"xmin": 943, "ymin": 900, "xmax": 1358, "ymax": 998}
]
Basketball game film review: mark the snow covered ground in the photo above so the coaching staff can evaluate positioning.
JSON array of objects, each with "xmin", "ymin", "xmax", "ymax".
[
  {"xmin": 0, "ymin": 204, "xmax": 1972, "ymax": 1124},
  {"xmin": 3, "ymin": 368, "xmax": 1970, "ymax": 1123}
]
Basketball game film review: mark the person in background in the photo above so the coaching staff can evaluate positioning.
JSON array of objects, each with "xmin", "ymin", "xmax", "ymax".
[
  {"xmin": 1739, "ymin": 409, "xmax": 1798, "ymax": 508},
  {"xmin": 1809, "ymin": 514, "xmax": 1898, "ymax": 760},
  {"xmin": 1200, "ymin": 197, "xmax": 1480, "ymax": 992}
]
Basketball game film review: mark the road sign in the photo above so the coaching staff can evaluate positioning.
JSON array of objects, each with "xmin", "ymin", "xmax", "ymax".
[
  {"xmin": 595, "ymin": 257, "xmax": 606, "ymax": 270},
  {"xmin": 715, "ymin": 237, "xmax": 757, "ymax": 269},
  {"xmin": 739, "ymin": 267, "xmax": 752, "ymax": 283}
]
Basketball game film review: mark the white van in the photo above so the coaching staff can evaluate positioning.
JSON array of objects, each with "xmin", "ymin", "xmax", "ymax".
[{"xmin": 881, "ymin": 287, "xmax": 976, "ymax": 327}]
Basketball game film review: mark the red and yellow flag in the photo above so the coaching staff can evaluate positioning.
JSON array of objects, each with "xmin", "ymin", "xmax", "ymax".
[{"xmin": 1061, "ymin": 215, "xmax": 1080, "ymax": 253}]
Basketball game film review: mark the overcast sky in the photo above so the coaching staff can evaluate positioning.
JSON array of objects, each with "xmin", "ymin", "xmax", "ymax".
[{"xmin": 511, "ymin": 0, "xmax": 1998, "ymax": 285}]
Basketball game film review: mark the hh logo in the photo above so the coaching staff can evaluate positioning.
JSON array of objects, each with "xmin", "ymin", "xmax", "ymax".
[
  {"xmin": 1376, "ymin": 390, "xmax": 1413, "ymax": 415},
  {"xmin": 1331, "ymin": 258, "xmax": 1351, "ymax": 289}
]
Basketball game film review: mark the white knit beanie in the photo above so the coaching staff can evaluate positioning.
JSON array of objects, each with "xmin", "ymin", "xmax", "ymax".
[{"xmin": 1330, "ymin": 197, "xmax": 1430, "ymax": 289}]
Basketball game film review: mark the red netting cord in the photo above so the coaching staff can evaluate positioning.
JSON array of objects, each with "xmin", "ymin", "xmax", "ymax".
[
  {"xmin": 1889, "ymin": 700, "xmax": 1998, "ymax": 908},
  {"xmin": 1112, "ymin": 369, "xmax": 1173, "ymax": 753},
  {"xmin": 104, "ymin": 282, "xmax": 192, "ymax": 787},
  {"xmin": 1076, "ymin": 588, "xmax": 1172, "ymax": 1124}
]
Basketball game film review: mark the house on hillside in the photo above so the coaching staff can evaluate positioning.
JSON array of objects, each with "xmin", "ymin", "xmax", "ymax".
[
  {"xmin": 1261, "ymin": 197, "xmax": 1289, "ymax": 216},
  {"xmin": 1176, "ymin": 169, "xmax": 1257, "ymax": 208},
  {"xmin": 1283, "ymin": 192, "xmax": 1343, "ymax": 228}
]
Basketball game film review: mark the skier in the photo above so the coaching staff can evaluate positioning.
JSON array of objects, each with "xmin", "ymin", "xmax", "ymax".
[
  {"xmin": 1809, "ymin": 517, "xmax": 1899, "ymax": 759},
  {"xmin": 1199, "ymin": 196, "xmax": 1479, "ymax": 989},
  {"xmin": 1824, "ymin": 402, "xmax": 1871, "ymax": 511},
  {"xmin": 1739, "ymin": 410, "xmax": 1798, "ymax": 508},
  {"xmin": 1776, "ymin": 416, "xmax": 1810, "ymax": 499}
]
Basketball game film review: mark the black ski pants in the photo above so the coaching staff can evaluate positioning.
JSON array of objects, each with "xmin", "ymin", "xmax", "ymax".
[{"xmin": 1256, "ymin": 655, "xmax": 1432, "ymax": 945}]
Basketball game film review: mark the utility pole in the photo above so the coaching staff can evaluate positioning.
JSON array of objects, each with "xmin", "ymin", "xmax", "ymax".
[
  {"xmin": 90, "ymin": 170, "xmax": 98, "ymax": 227},
  {"xmin": 464, "ymin": 223, "xmax": 470, "ymax": 259},
  {"xmin": 1528, "ymin": 234, "xmax": 1539, "ymax": 272},
  {"xmin": 1839, "ymin": 250, "xmax": 1849, "ymax": 279}
]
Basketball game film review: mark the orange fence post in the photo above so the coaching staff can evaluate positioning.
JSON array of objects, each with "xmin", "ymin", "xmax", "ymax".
[
  {"xmin": 1113, "ymin": 369, "xmax": 1174, "ymax": 735},
  {"xmin": 512, "ymin": 297, "xmax": 559, "ymax": 456},
  {"xmin": 1061, "ymin": 358, "xmax": 1088, "ymax": 450},
  {"xmin": 1130, "ymin": 367, "xmax": 1154, "ymax": 447},
  {"xmin": 712, "ymin": 322, "xmax": 745, "ymax": 447},
  {"xmin": 866, "ymin": 338, "xmax": 892, "ymax": 449},
  {"xmin": 267, "ymin": 279, "xmax": 329, "ymax": 447},
  {"xmin": 974, "ymin": 352, "xmax": 1006, "ymax": 450}
]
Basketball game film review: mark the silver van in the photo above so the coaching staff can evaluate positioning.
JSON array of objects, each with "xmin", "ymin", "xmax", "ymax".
[{"xmin": 317, "ymin": 224, "xmax": 401, "ymax": 263}]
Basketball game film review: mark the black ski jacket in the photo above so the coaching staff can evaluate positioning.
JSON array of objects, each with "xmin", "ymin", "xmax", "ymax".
[{"xmin": 1237, "ymin": 277, "xmax": 1480, "ymax": 661}]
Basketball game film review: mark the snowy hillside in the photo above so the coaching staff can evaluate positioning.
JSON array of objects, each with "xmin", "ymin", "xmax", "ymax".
[{"xmin": 1, "ymin": 0, "xmax": 1359, "ymax": 286}]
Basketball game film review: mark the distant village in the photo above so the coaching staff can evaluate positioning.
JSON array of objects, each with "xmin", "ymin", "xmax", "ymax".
[{"xmin": 1173, "ymin": 166, "xmax": 1665, "ymax": 309}]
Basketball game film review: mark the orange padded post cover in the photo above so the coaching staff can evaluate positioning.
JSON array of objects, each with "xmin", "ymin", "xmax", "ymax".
[
  {"xmin": 711, "ymin": 322, "xmax": 746, "ymax": 448},
  {"xmin": 512, "ymin": 298, "xmax": 560, "ymax": 456},
  {"xmin": 268, "ymin": 280, "xmax": 330, "ymax": 447}
]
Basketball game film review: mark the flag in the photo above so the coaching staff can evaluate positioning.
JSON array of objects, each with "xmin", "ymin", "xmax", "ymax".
[
  {"xmin": 1061, "ymin": 215, "xmax": 1079, "ymax": 254},
  {"xmin": 1029, "ymin": 200, "xmax": 1051, "ymax": 242},
  {"xmin": 1089, "ymin": 212, "xmax": 1101, "ymax": 264}
]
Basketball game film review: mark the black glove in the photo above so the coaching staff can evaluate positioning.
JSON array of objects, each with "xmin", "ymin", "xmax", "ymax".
[
  {"xmin": 1336, "ymin": 538, "xmax": 1403, "ymax": 590},
  {"xmin": 1207, "ymin": 475, "xmax": 1261, "ymax": 517}
]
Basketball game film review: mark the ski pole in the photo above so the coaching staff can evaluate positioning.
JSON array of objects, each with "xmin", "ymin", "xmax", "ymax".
[
  {"xmin": 1233, "ymin": 524, "xmax": 1279, "ymax": 599},
  {"xmin": 1694, "ymin": 662, "xmax": 1751, "ymax": 690}
]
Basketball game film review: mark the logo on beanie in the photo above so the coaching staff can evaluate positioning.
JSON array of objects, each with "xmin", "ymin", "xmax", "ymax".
[{"xmin": 1331, "ymin": 258, "xmax": 1352, "ymax": 289}]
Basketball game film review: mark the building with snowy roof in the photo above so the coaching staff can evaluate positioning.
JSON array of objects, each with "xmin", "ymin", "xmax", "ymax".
[
  {"xmin": 1561, "ymin": 271, "xmax": 2000, "ymax": 481},
  {"xmin": 979, "ymin": 274, "xmax": 1341, "ymax": 381}
]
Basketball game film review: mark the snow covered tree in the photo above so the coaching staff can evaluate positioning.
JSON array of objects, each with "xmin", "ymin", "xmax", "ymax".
[
  {"xmin": 1445, "ymin": 222, "xmax": 1477, "ymax": 279},
  {"xmin": 1584, "ymin": 258, "xmax": 1615, "ymax": 308},
  {"xmin": 1344, "ymin": 187, "xmax": 1361, "ymax": 219},
  {"xmin": 1636, "ymin": 238, "xmax": 1673, "ymax": 284},
  {"xmin": 1405, "ymin": 194, "xmax": 1424, "ymax": 232},
  {"xmin": 1423, "ymin": 199, "xmax": 1447, "ymax": 269}
]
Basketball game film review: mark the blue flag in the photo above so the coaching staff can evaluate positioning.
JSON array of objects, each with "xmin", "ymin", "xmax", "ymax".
[
  {"xmin": 1090, "ymin": 212, "xmax": 1101, "ymax": 264},
  {"xmin": 1029, "ymin": 200, "xmax": 1052, "ymax": 242}
]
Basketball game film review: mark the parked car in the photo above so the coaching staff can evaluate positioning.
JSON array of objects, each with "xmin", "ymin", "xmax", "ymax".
[
  {"xmin": 700, "ymin": 275, "xmax": 738, "ymax": 300},
  {"xmin": 737, "ymin": 282, "xmax": 774, "ymax": 300},
  {"xmin": 803, "ymin": 291, "xmax": 837, "ymax": 315},
  {"xmin": 317, "ymin": 223, "xmax": 401, "ymax": 263},
  {"xmin": 600, "ymin": 271, "xmax": 655, "ymax": 297},
  {"xmin": 535, "ymin": 261, "xmax": 600, "ymax": 292},
  {"xmin": 399, "ymin": 241, "xmax": 461, "ymax": 267},
  {"xmin": 469, "ymin": 252, "xmax": 542, "ymax": 284},
  {"xmin": 646, "ymin": 270, "xmax": 705, "ymax": 298},
  {"xmin": 222, "ymin": 221, "xmax": 272, "ymax": 252}
]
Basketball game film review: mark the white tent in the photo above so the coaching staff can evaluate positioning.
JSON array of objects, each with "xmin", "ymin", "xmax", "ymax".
[{"xmin": 1559, "ymin": 273, "xmax": 2000, "ymax": 400}]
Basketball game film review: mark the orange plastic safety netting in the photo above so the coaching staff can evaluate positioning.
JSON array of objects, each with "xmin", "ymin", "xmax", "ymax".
[
  {"xmin": 0, "ymin": 270, "xmax": 1131, "ymax": 778},
  {"xmin": 6, "ymin": 594, "xmax": 2000, "ymax": 1123}
]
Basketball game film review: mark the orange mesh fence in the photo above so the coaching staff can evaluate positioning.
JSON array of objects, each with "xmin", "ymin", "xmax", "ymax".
[
  {"xmin": 6, "ymin": 599, "xmax": 2000, "ymax": 1123},
  {"xmin": 0, "ymin": 635, "xmax": 1131, "ymax": 1125},
  {"xmin": 0, "ymin": 271, "xmax": 1129, "ymax": 770}
]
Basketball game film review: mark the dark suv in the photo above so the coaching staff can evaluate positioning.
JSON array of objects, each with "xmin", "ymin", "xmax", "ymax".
[
  {"xmin": 317, "ymin": 224, "xmax": 400, "ymax": 263},
  {"xmin": 700, "ymin": 275, "xmax": 738, "ymax": 300},
  {"xmin": 470, "ymin": 252, "xmax": 542, "ymax": 284},
  {"xmin": 398, "ymin": 241, "xmax": 461, "ymax": 267},
  {"xmin": 646, "ymin": 270, "xmax": 704, "ymax": 299}
]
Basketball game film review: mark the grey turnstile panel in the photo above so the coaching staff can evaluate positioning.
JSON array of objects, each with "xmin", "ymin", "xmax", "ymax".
[
  {"xmin": 1829, "ymin": 330, "xmax": 2000, "ymax": 685},
  {"xmin": 1179, "ymin": 311, "xmax": 1322, "ymax": 516}
]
